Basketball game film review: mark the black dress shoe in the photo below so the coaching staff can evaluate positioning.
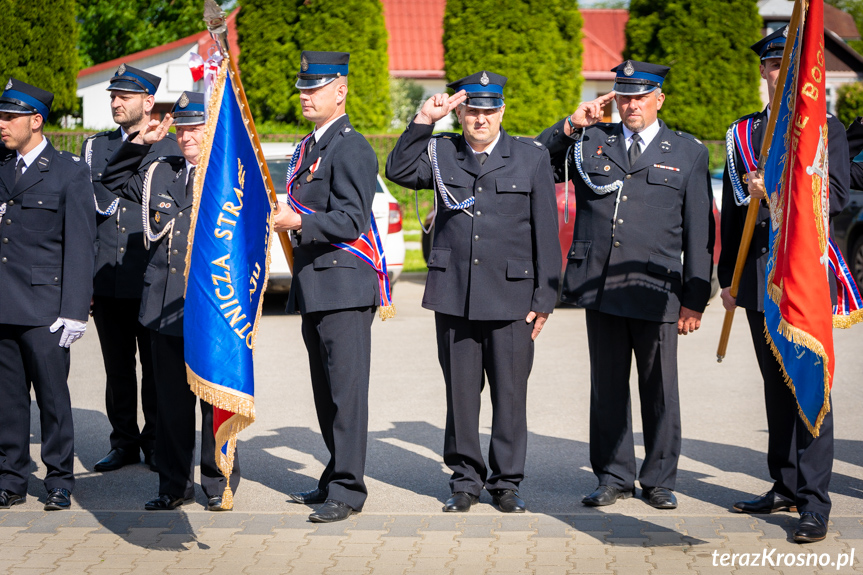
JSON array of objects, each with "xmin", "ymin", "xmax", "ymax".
[
  {"xmin": 94, "ymin": 448, "xmax": 140, "ymax": 472},
  {"xmin": 443, "ymin": 492, "xmax": 479, "ymax": 512},
  {"xmin": 793, "ymin": 512, "xmax": 828, "ymax": 543},
  {"xmin": 145, "ymin": 494, "xmax": 193, "ymax": 511},
  {"xmin": 733, "ymin": 490, "xmax": 797, "ymax": 514},
  {"xmin": 289, "ymin": 488, "xmax": 327, "ymax": 505},
  {"xmin": 582, "ymin": 485, "xmax": 634, "ymax": 507},
  {"xmin": 0, "ymin": 489, "xmax": 26, "ymax": 509},
  {"xmin": 45, "ymin": 488, "xmax": 71, "ymax": 511},
  {"xmin": 642, "ymin": 487, "xmax": 678, "ymax": 509},
  {"xmin": 490, "ymin": 489, "xmax": 526, "ymax": 513},
  {"xmin": 309, "ymin": 499, "xmax": 355, "ymax": 523},
  {"xmin": 143, "ymin": 449, "xmax": 158, "ymax": 472},
  {"xmin": 207, "ymin": 495, "xmax": 230, "ymax": 512}
]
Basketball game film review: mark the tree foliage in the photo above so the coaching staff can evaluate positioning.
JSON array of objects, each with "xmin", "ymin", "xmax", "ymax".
[
  {"xmin": 76, "ymin": 0, "xmax": 220, "ymax": 69},
  {"xmin": 625, "ymin": 0, "xmax": 762, "ymax": 140},
  {"xmin": 826, "ymin": 0, "xmax": 863, "ymax": 54},
  {"xmin": 443, "ymin": 0, "xmax": 583, "ymax": 135},
  {"xmin": 390, "ymin": 78, "xmax": 425, "ymax": 129},
  {"xmin": 237, "ymin": 0, "xmax": 390, "ymax": 132},
  {"xmin": 2, "ymin": 0, "xmax": 80, "ymax": 118},
  {"xmin": 837, "ymin": 82, "xmax": 863, "ymax": 126}
]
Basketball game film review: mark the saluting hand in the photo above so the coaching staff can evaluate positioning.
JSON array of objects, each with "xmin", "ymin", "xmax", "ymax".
[
  {"xmin": 567, "ymin": 92, "xmax": 616, "ymax": 133},
  {"xmin": 415, "ymin": 90, "xmax": 468, "ymax": 125},
  {"xmin": 132, "ymin": 114, "xmax": 173, "ymax": 145}
]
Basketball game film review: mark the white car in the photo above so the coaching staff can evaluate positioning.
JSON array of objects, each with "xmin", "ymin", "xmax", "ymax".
[{"xmin": 261, "ymin": 142, "xmax": 405, "ymax": 293}]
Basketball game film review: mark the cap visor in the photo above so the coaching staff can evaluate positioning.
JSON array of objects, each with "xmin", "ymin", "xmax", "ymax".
[
  {"xmin": 107, "ymin": 80, "xmax": 148, "ymax": 93},
  {"xmin": 612, "ymin": 83, "xmax": 658, "ymax": 96},
  {"xmin": 173, "ymin": 116, "xmax": 205, "ymax": 126},
  {"xmin": 0, "ymin": 102, "xmax": 35, "ymax": 115},
  {"xmin": 464, "ymin": 97, "xmax": 504, "ymax": 110},
  {"xmin": 295, "ymin": 77, "xmax": 336, "ymax": 90}
]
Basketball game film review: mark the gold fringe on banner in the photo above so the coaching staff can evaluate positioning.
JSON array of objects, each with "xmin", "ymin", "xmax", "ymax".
[
  {"xmin": 379, "ymin": 305, "xmax": 396, "ymax": 321},
  {"xmin": 833, "ymin": 308, "xmax": 863, "ymax": 329}
]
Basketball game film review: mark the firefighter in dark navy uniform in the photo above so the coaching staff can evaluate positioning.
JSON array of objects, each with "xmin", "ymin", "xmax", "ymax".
[
  {"xmin": 273, "ymin": 51, "xmax": 382, "ymax": 523},
  {"xmin": 0, "ymin": 79, "xmax": 96, "ymax": 511},
  {"xmin": 84, "ymin": 64, "xmax": 177, "ymax": 473},
  {"xmin": 101, "ymin": 92, "xmax": 240, "ymax": 511},
  {"xmin": 720, "ymin": 28, "xmax": 849, "ymax": 543},
  {"xmin": 537, "ymin": 60, "xmax": 714, "ymax": 511},
  {"xmin": 386, "ymin": 71, "xmax": 561, "ymax": 514}
]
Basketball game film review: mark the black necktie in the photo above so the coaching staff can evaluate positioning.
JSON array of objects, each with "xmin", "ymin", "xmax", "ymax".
[
  {"xmin": 628, "ymin": 133, "xmax": 642, "ymax": 167},
  {"xmin": 185, "ymin": 167, "xmax": 196, "ymax": 199},
  {"xmin": 475, "ymin": 152, "xmax": 488, "ymax": 166},
  {"xmin": 14, "ymin": 158, "xmax": 24, "ymax": 185},
  {"xmin": 306, "ymin": 135, "xmax": 316, "ymax": 158}
]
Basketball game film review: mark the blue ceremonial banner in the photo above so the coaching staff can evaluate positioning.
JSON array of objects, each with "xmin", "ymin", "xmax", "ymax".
[{"xmin": 184, "ymin": 57, "xmax": 272, "ymax": 507}]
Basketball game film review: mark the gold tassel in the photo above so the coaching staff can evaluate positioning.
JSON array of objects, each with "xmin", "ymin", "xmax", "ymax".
[
  {"xmin": 379, "ymin": 305, "xmax": 396, "ymax": 321},
  {"xmin": 221, "ymin": 484, "xmax": 234, "ymax": 510}
]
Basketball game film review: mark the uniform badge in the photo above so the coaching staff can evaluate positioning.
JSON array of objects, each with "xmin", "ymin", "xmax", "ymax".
[
  {"xmin": 179, "ymin": 92, "xmax": 189, "ymax": 108},
  {"xmin": 533, "ymin": 140, "xmax": 541, "ymax": 147},
  {"xmin": 5, "ymin": 79, "xmax": 12, "ymax": 90},
  {"xmin": 344, "ymin": 127, "xmax": 351, "ymax": 132},
  {"xmin": 155, "ymin": 212, "xmax": 161, "ymax": 224},
  {"xmin": 301, "ymin": 55, "xmax": 309, "ymax": 72},
  {"xmin": 117, "ymin": 63, "xmax": 126, "ymax": 75},
  {"xmin": 603, "ymin": 165, "xmax": 611, "ymax": 172},
  {"xmin": 159, "ymin": 201, "xmax": 172, "ymax": 209},
  {"xmin": 597, "ymin": 146, "xmax": 603, "ymax": 155},
  {"xmin": 607, "ymin": 135, "xmax": 618, "ymax": 144},
  {"xmin": 660, "ymin": 140, "xmax": 671, "ymax": 152},
  {"xmin": 480, "ymin": 71, "xmax": 490, "ymax": 86},
  {"xmin": 306, "ymin": 173, "xmax": 313, "ymax": 183},
  {"xmin": 73, "ymin": 156, "xmax": 80, "ymax": 162},
  {"xmin": 624, "ymin": 61, "xmax": 635, "ymax": 76},
  {"xmin": 653, "ymin": 163, "xmax": 680, "ymax": 172}
]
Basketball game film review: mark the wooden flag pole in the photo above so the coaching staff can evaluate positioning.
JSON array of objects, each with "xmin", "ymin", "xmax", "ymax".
[
  {"xmin": 717, "ymin": 0, "xmax": 804, "ymax": 362},
  {"xmin": 203, "ymin": 0, "xmax": 295, "ymax": 271}
]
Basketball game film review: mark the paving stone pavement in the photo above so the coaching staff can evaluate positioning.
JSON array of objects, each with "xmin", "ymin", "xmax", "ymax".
[{"xmin": 2, "ymin": 277, "xmax": 862, "ymax": 573}]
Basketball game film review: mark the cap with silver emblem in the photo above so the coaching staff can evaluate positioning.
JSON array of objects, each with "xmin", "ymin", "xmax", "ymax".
[
  {"xmin": 107, "ymin": 64, "xmax": 161, "ymax": 95},
  {"xmin": 171, "ymin": 91, "xmax": 205, "ymax": 125},
  {"xmin": 611, "ymin": 60, "xmax": 670, "ymax": 96},
  {"xmin": 0, "ymin": 78, "xmax": 53, "ymax": 120},
  {"xmin": 295, "ymin": 51, "xmax": 350, "ymax": 90},
  {"xmin": 446, "ymin": 70, "xmax": 507, "ymax": 110},
  {"xmin": 751, "ymin": 26, "xmax": 787, "ymax": 61}
]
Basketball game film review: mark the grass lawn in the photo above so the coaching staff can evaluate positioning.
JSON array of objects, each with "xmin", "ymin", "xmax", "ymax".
[{"xmin": 403, "ymin": 249, "xmax": 427, "ymax": 273}]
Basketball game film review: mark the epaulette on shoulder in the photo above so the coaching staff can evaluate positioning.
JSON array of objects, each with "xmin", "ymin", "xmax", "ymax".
[
  {"xmin": 827, "ymin": 113, "xmax": 834, "ymax": 119},
  {"xmin": 673, "ymin": 130, "xmax": 705, "ymax": 147},
  {"xmin": 158, "ymin": 155, "xmax": 185, "ymax": 164},
  {"xmin": 512, "ymin": 136, "xmax": 546, "ymax": 150},
  {"xmin": 90, "ymin": 130, "xmax": 113, "ymax": 140},
  {"xmin": 432, "ymin": 132, "xmax": 458, "ymax": 140},
  {"xmin": 56, "ymin": 150, "xmax": 83, "ymax": 163}
]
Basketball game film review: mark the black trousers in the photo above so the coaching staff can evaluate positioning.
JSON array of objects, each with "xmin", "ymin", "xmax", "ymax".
[
  {"xmin": 435, "ymin": 312, "xmax": 534, "ymax": 496},
  {"xmin": 301, "ymin": 307, "xmax": 374, "ymax": 511},
  {"xmin": 0, "ymin": 324, "xmax": 74, "ymax": 495},
  {"xmin": 585, "ymin": 309, "xmax": 681, "ymax": 492},
  {"xmin": 92, "ymin": 296, "xmax": 156, "ymax": 455},
  {"xmin": 149, "ymin": 330, "xmax": 240, "ymax": 499},
  {"xmin": 746, "ymin": 310, "xmax": 833, "ymax": 518}
]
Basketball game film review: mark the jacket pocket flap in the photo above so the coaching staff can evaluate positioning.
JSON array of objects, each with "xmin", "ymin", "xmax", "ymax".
[
  {"xmin": 506, "ymin": 259, "xmax": 535, "ymax": 279},
  {"xmin": 443, "ymin": 173, "xmax": 473, "ymax": 188},
  {"xmin": 568, "ymin": 240, "xmax": 591, "ymax": 260},
  {"xmin": 22, "ymin": 193, "xmax": 60, "ymax": 210},
  {"xmin": 496, "ymin": 178, "xmax": 532, "ymax": 193},
  {"xmin": 646, "ymin": 167, "xmax": 685, "ymax": 189},
  {"xmin": 427, "ymin": 247, "xmax": 451, "ymax": 269},
  {"xmin": 313, "ymin": 252, "xmax": 358, "ymax": 270},
  {"xmin": 32, "ymin": 267, "xmax": 61, "ymax": 285},
  {"xmin": 647, "ymin": 252, "xmax": 683, "ymax": 279}
]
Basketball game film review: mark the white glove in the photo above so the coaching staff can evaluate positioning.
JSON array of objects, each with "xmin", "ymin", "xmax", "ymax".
[{"xmin": 49, "ymin": 318, "xmax": 87, "ymax": 348}]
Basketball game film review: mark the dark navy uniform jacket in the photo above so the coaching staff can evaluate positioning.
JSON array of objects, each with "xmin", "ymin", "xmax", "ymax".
[
  {"xmin": 287, "ymin": 115, "xmax": 380, "ymax": 315},
  {"xmin": 83, "ymin": 128, "xmax": 177, "ymax": 299},
  {"xmin": 102, "ymin": 141, "xmax": 193, "ymax": 337},
  {"xmin": 537, "ymin": 118, "xmax": 714, "ymax": 323},
  {"xmin": 719, "ymin": 109, "xmax": 849, "ymax": 311},
  {"xmin": 0, "ymin": 141, "xmax": 96, "ymax": 325},
  {"xmin": 386, "ymin": 121, "xmax": 560, "ymax": 320}
]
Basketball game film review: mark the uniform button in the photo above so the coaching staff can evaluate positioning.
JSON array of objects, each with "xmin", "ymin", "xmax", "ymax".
[
  {"xmin": 664, "ymin": 178, "xmax": 668, "ymax": 183},
  {"xmin": 473, "ymin": 259, "xmax": 479, "ymax": 265},
  {"xmin": 121, "ymin": 207, "xmax": 127, "ymax": 212},
  {"xmin": 625, "ymin": 174, "xmax": 632, "ymax": 180},
  {"xmin": 554, "ymin": 129, "xmax": 559, "ymax": 135},
  {"xmin": 477, "ymin": 186, "xmax": 482, "ymax": 192},
  {"xmin": 120, "ymin": 227, "xmax": 126, "ymax": 233},
  {"xmin": 617, "ymin": 219, "xmax": 623, "ymax": 224},
  {"xmin": 37, "ymin": 200, "xmax": 43, "ymax": 205},
  {"xmin": 614, "ymin": 241, "xmax": 620, "ymax": 248},
  {"xmin": 474, "ymin": 235, "xmax": 479, "ymax": 241},
  {"xmin": 524, "ymin": 270, "xmax": 529, "ymax": 274},
  {"xmin": 333, "ymin": 259, "xmax": 338, "ymax": 264},
  {"xmin": 171, "ymin": 267, "xmax": 177, "ymax": 274},
  {"xmin": 1, "ymin": 257, "xmax": 6, "ymax": 263},
  {"xmin": 119, "ymin": 247, "xmax": 125, "ymax": 253},
  {"xmin": 476, "ymin": 211, "xmax": 481, "ymax": 216},
  {"xmin": 621, "ymin": 196, "xmax": 628, "ymax": 202},
  {"xmin": 512, "ymin": 185, "xmax": 517, "ymax": 189},
  {"xmin": 6, "ymin": 219, "xmax": 11, "ymax": 224},
  {"xmin": 7, "ymin": 200, "xmax": 13, "ymax": 206},
  {"xmin": 172, "ymin": 249, "xmax": 179, "ymax": 255},
  {"xmin": 54, "ymin": 277, "xmax": 58, "ymax": 282},
  {"xmin": 179, "ymin": 211, "xmax": 184, "ymax": 217},
  {"xmin": 760, "ymin": 221, "xmax": 767, "ymax": 228},
  {"xmin": 2, "ymin": 238, "xmax": 7, "ymax": 244},
  {"xmin": 175, "ymin": 231, "xmax": 181, "ymax": 236},
  {"xmin": 761, "ymin": 247, "xmax": 767, "ymax": 254}
]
